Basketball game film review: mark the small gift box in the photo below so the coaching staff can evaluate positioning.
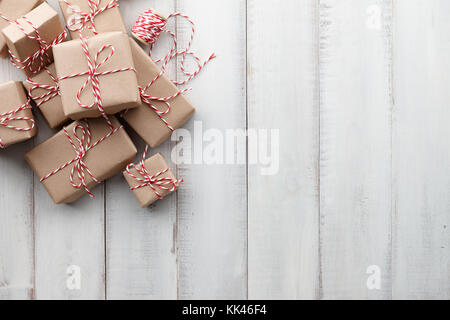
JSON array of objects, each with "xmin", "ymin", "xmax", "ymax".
[
  {"xmin": 25, "ymin": 116, "xmax": 137, "ymax": 204},
  {"xmin": 53, "ymin": 32, "xmax": 140, "ymax": 120},
  {"xmin": 124, "ymin": 152, "xmax": 183, "ymax": 208},
  {"xmin": 121, "ymin": 39, "xmax": 196, "ymax": 148},
  {"xmin": 2, "ymin": 2, "xmax": 66, "ymax": 77},
  {"xmin": 23, "ymin": 64, "xmax": 69, "ymax": 129},
  {"xmin": 58, "ymin": 0, "xmax": 126, "ymax": 39},
  {"xmin": 0, "ymin": 0, "xmax": 43, "ymax": 58},
  {"xmin": 0, "ymin": 81, "xmax": 37, "ymax": 149}
]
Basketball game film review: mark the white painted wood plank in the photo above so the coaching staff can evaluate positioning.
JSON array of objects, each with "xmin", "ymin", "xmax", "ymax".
[
  {"xmin": 106, "ymin": 0, "xmax": 178, "ymax": 300},
  {"xmin": 0, "ymin": 61, "xmax": 34, "ymax": 300},
  {"xmin": 319, "ymin": 0, "xmax": 393, "ymax": 299},
  {"xmin": 247, "ymin": 0, "xmax": 320, "ymax": 299},
  {"xmin": 393, "ymin": 0, "xmax": 450, "ymax": 300},
  {"xmin": 175, "ymin": 0, "xmax": 248, "ymax": 299},
  {"xmin": 32, "ymin": 0, "xmax": 105, "ymax": 300}
]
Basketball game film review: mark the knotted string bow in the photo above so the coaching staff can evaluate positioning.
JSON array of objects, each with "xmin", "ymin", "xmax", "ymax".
[
  {"xmin": 40, "ymin": 121, "xmax": 123, "ymax": 198},
  {"xmin": 139, "ymin": 84, "xmax": 190, "ymax": 131},
  {"xmin": 0, "ymin": 100, "xmax": 35, "ymax": 149},
  {"xmin": 64, "ymin": 0, "xmax": 119, "ymax": 34},
  {"xmin": 65, "ymin": 122, "xmax": 100, "ymax": 197},
  {"xmin": 125, "ymin": 147, "xmax": 183, "ymax": 198},
  {"xmin": 0, "ymin": 13, "xmax": 67, "ymax": 75},
  {"xmin": 26, "ymin": 67, "xmax": 60, "ymax": 107},
  {"xmin": 58, "ymin": 35, "xmax": 135, "ymax": 127}
]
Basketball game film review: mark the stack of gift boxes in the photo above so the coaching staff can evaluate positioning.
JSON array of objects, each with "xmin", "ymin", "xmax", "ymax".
[{"xmin": 0, "ymin": 0, "xmax": 196, "ymax": 208}]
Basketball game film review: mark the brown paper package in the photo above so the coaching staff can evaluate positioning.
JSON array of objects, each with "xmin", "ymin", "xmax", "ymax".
[
  {"xmin": 0, "ymin": 81, "xmax": 37, "ymax": 148},
  {"xmin": 124, "ymin": 153, "xmax": 179, "ymax": 208},
  {"xmin": 2, "ymin": 2, "xmax": 65, "ymax": 77},
  {"xmin": 0, "ymin": 0, "xmax": 43, "ymax": 58},
  {"xmin": 122, "ymin": 39, "xmax": 196, "ymax": 148},
  {"xmin": 53, "ymin": 32, "xmax": 140, "ymax": 120},
  {"xmin": 59, "ymin": 0, "xmax": 126, "ymax": 40},
  {"xmin": 25, "ymin": 116, "xmax": 137, "ymax": 204},
  {"xmin": 23, "ymin": 64, "xmax": 69, "ymax": 129}
]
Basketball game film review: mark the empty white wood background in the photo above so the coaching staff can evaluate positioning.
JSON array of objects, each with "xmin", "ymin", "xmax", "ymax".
[{"xmin": 0, "ymin": 0, "xmax": 449, "ymax": 300}]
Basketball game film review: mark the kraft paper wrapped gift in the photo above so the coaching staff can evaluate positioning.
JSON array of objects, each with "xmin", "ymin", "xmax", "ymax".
[
  {"xmin": 0, "ymin": 81, "xmax": 37, "ymax": 149},
  {"xmin": 2, "ymin": 2, "xmax": 66, "ymax": 76},
  {"xmin": 0, "ymin": 0, "xmax": 43, "ymax": 58},
  {"xmin": 58, "ymin": 0, "xmax": 126, "ymax": 39},
  {"xmin": 53, "ymin": 32, "xmax": 140, "ymax": 120},
  {"xmin": 23, "ymin": 64, "xmax": 69, "ymax": 129},
  {"xmin": 25, "ymin": 116, "xmax": 137, "ymax": 204},
  {"xmin": 124, "ymin": 153, "xmax": 182, "ymax": 208},
  {"xmin": 121, "ymin": 39, "xmax": 196, "ymax": 148}
]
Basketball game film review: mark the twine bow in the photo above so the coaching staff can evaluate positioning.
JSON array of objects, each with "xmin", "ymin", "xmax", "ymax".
[
  {"xmin": 139, "ymin": 84, "xmax": 190, "ymax": 132},
  {"xmin": 0, "ymin": 13, "xmax": 67, "ymax": 75},
  {"xmin": 26, "ymin": 67, "xmax": 60, "ymax": 107},
  {"xmin": 0, "ymin": 100, "xmax": 35, "ymax": 149},
  {"xmin": 65, "ymin": 122, "xmax": 100, "ymax": 197},
  {"xmin": 58, "ymin": 35, "xmax": 135, "ymax": 124},
  {"xmin": 64, "ymin": 0, "xmax": 119, "ymax": 34},
  {"xmin": 40, "ymin": 121, "xmax": 123, "ymax": 198},
  {"xmin": 126, "ymin": 147, "xmax": 183, "ymax": 198}
]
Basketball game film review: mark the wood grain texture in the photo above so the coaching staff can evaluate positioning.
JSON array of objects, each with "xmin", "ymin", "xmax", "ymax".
[
  {"xmin": 106, "ymin": 0, "xmax": 178, "ymax": 300},
  {"xmin": 175, "ymin": 0, "xmax": 248, "ymax": 299},
  {"xmin": 1, "ymin": 0, "xmax": 450, "ymax": 301},
  {"xmin": 319, "ymin": 0, "xmax": 393, "ymax": 299},
  {"xmin": 247, "ymin": 0, "xmax": 320, "ymax": 299},
  {"xmin": 0, "ymin": 62, "xmax": 34, "ymax": 300},
  {"xmin": 392, "ymin": 0, "xmax": 450, "ymax": 299},
  {"xmin": 31, "ymin": 0, "xmax": 105, "ymax": 300}
]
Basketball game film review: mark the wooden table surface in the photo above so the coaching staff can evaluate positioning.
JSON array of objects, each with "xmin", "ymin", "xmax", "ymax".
[{"xmin": 0, "ymin": 0, "xmax": 449, "ymax": 300}]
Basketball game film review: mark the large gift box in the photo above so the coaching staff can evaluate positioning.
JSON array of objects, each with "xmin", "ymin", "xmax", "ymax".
[
  {"xmin": 23, "ymin": 64, "xmax": 69, "ymax": 129},
  {"xmin": 124, "ymin": 153, "xmax": 182, "ymax": 208},
  {"xmin": 0, "ymin": 81, "xmax": 37, "ymax": 149},
  {"xmin": 122, "ymin": 39, "xmax": 196, "ymax": 148},
  {"xmin": 58, "ymin": 0, "xmax": 126, "ymax": 39},
  {"xmin": 25, "ymin": 116, "xmax": 137, "ymax": 204},
  {"xmin": 2, "ymin": 2, "xmax": 66, "ymax": 76},
  {"xmin": 53, "ymin": 32, "xmax": 140, "ymax": 120},
  {"xmin": 0, "ymin": 0, "xmax": 43, "ymax": 58}
]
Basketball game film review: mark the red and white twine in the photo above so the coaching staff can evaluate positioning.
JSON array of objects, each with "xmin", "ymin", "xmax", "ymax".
[
  {"xmin": 0, "ymin": 13, "xmax": 67, "ymax": 75},
  {"xmin": 132, "ymin": 9, "xmax": 216, "ymax": 85},
  {"xmin": 0, "ymin": 100, "xmax": 35, "ymax": 149},
  {"xmin": 132, "ymin": 9, "xmax": 215, "ymax": 131},
  {"xmin": 58, "ymin": 35, "xmax": 135, "ymax": 127},
  {"xmin": 40, "ymin": 121, "xmax": 123, "ymax": 198},
  {"xmin": 139, "ymin": 86, "xmax": 191, "ymax": 132},
  {"xmin": 63, "ymin": 0, "xmax": 119, "ymax": 34},
  {"xmin": 26, "ymin": 67, "xmax": 60, "ymax": 106},
  {"xmin": 125, "ymin": 146, "xmax": 183, "ymax": 198}
]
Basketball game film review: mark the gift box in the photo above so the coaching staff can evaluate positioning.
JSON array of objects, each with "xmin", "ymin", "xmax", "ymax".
[
  {"xmin": 58, "ymin": 0, "xmax": 126, "ymax": 39},
  {"xmin": 121, "ymin": 39, "xmax": 196, "ymax": 148},
  {"xmin": 53, "ymin": 32, "xmax": 140, "ymax": 120},
  {"xmin": 25, "ymin": 116, "xmax": 137, "ymax": 204},
  {"xmin": 23, "ymin": 64, "xmax": 69, "ymax": 129},
  {"xmin": 124, "ymin": 153, "xmax": 183, "ymax": 208},
  {"xmin": 2, "ymin": 2, "xmax": 66, "ymax": 77},
  {"xmin": 0, "ymin": 0, "xmax": 43, "ymax": 58},
  {"xmin": 0, "ymin": 81, "xmax": 37, "ymax": 149}
]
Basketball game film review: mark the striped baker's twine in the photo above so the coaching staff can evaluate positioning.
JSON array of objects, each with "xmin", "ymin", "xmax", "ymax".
[
  {"xmin": 63, "ymin": 0, "xmax": 119, "ymax": 34},
  {"xmin": 139, "ymin": 86, "xmax": 191, "ymax": 132},
  {"xmin": 40, "ymin": 121, "xmax": 123, "ymax": 198},
  {"xmin": 0, "ymin": 100, "xmax": 35, "ymax": 149},
  {"xmin": 58, "ymin": 35, "xmax": 135, "ymax": 128},
  {"xmin": 26, "ymin": 67, "xmax": 60, "ymax": 107},
  {"xmin": 0, "ymin": 13, "xmax": 67, "ymax": 75},
  {"xmin": 125, "ymin": 146, "xmax": 183, "ymax": 197},
  {"xmin": 132, "ymin": 9, "xmax": 216, "ymax": 86}
]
